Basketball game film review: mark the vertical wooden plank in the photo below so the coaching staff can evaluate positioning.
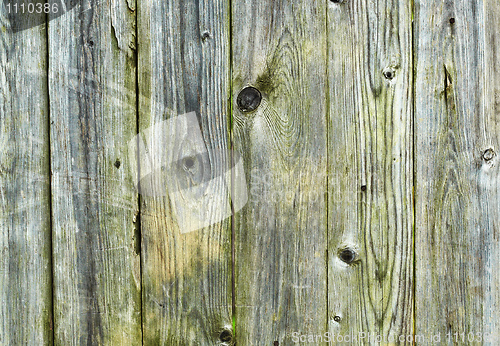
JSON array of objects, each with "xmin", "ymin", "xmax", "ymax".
[
  {"xmin": 232, "ymin": 0, "xmax": 328, "ymax": 344},
  {"xmin": 327, "ymin": 0, "xmax": 414, "ymax": 341},
  {"xmin": 415, "ymin": 0, "xmax": 500, "ymax": 342},
  {"xmin": 137, "ymin": 0, "xmax": 233, "ymax": 343},
  {"xmin": 48, "ymin": 0, "xmax": 142, "ymax": 343},
  {"xmin": 0, "ymin": 10, "xmax": 52, "ymax": 345},
  {"xmin": 482, "ymin": 0, "xmax": 500, "ymax": 339}
]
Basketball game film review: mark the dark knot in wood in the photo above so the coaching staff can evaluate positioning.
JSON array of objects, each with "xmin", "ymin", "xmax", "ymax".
[
  {"xmin": 201, "ymin": 31, "xmax": 211, "ymax": 41},
  {"xmin": 483, "ymin": 148, "xmax": 496, "ymax": 162},
  {"xmin": 383, "ymin": 69, "xmax": 395, "ymax": 80},
  {"xmin": 237, "ymin": 86, "xmax": 262, "ymax": 112},
  {"xmin": 219, "ymin": 329, "xmax": 232, "ymax": 343},
  {"xmin": 339, "ymin": 248, "xmax": 356, "ymax": 264},
  {"xmin": 183, "ymin": 157, "xmax": 195, "ymax": 170}
]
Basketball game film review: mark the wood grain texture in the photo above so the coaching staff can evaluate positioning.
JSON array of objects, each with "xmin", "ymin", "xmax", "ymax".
[
  {"xmin": 0, "ymin": 13, "xmax": 52, "ymax": 345},
  {"xmin": 327, "ymin": 0, "xmax": 414, "ymax": 341},
  {"xmin": 48, "ymin": 0, "xmax": 142, "ymax": 343},
  {"xmin": 415, "ymin": 0, "xmax": 500, "ymax": 342},
  {"xmin": 481, "ymin": 0, "xmax": 500, "ymax": 339},
  {"xmin": 4, "ymin": 0, "xmax": 500, "ymax": 343},
  {"xmin": 231, "ymin": 0, "xmax": 328, "ymax": 344},
  {"xmin": 137, "ymin": 0, "xmax": 233, "ymax": 344}
]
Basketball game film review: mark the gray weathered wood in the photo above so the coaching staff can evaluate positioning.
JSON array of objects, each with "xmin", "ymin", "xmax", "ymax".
[
  {"xmin": 415, "ymin": 0, "xmax": 500, "ymax": 342},
  {"xmin": 137, "ymin": 0, "xmax": 233, "ymax": 343},
  {"xmin": 0, "ymin": 14, "xmax": 52, "ymax": 345},
  {"xmin": 48, "ymin": 0, "xmax": 142, "ymax": 343},
  {"xmin": 481, "ymin": 1, "xmax": 500, "ymax": 338},
  {"xmin": 327, "ymin": 0, "xmax": 414, "ymax": 341},
  {"xmin": 231, "ymin": 0, "xmax": 328, "ymax": 343},
  {"xmin": 4, "ymin": 0, "xmax": 500, "ymax": 343}
]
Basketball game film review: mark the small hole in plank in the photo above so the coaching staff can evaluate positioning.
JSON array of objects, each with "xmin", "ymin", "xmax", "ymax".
[
  {"xmin": 449, "ymin": 18, "xmax": 455, "ymax": 24},
  {"xmin": 339, "ymin": 248, "xmax": 356, "ymax": 264},
  {"xmin": 183, "ymin": 157, "xmax": 195, "ymax": 169},
  {"xmin": 483, "ymin": 148, "xmax": 496, "ymax": 162},
  {"xmin": 237, "ymin": 86, "xmax": 262, "ymax": 112},
  {"xmin": 201, "ymin": 30, "xmax": 211, "ymax": 41},
  {"xmin": 383, "ymin": 70, "xmax": 394, "ymax": 80},
  {"xmin": 334, "ymin": 315, "xmax": 341, "ymax": 322},
  {"xmin": 219, "ymin": 329, "xmax": 232, "ymax": 343},
  {"xmin": 361, "ymin": 185, "xmax": 367, "ymax": 191},
  {"xmin": 114, "ymin": 159, "xmax": 121, "ymax": 169}
]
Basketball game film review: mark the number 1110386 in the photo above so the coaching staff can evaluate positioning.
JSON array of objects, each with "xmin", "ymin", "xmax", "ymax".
[
  {"xmin": 5, "ymin": 2, "xmax": 58, "ymax": 14},
  {"xmin": 446, "ymin": 332, "xmax": 496, "ymax": 343}
]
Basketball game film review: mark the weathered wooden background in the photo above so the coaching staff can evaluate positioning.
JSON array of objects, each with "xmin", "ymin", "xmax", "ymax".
[{"xmin": 1, "ymin": 0, "xmax": 499, "ymax": 344}]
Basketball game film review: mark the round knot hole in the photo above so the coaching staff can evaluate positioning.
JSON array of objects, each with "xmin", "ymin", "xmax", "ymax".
[
  {"xmin": 219, "ymin": 329, "xmax": 232, "ymax": 343},
  {"xmin": 114, "ymin": 159, "xmax": 121, "ymax": 169},
  {"xmin": 237, "ymin": 86, "xmax": 262, "ymax": 112},
  {"xmin": 383, "ymin": 69, "xmax": 395, "ymax": 80},
  {"xmin": 339, "ymin": 248, "xmax": 356, "ymax": 264},
  {"xmin": 483, "ymin": 148, "xmax": 496, "ymax": 162},
  {"xmin": 449, "ymin": 18, "xmax": 455, "ymax": 24},
  {"xmin": 333, "ymin": 315, "xmax": 341, "ymax": 322},
  {"xmin": 183, "ymin": 157, "xmax": 195, "ymax": 170},
  {"xmin": 201, "ymin": 31, "xmax": 211, "ymax": 41}
]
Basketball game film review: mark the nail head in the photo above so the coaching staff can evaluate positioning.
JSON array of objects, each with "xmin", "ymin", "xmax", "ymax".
[{"xmin": 334, "ymin": 315, "xmax": 341, "ymax": 322}]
